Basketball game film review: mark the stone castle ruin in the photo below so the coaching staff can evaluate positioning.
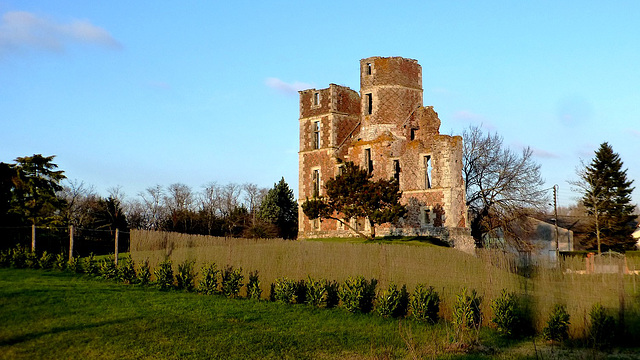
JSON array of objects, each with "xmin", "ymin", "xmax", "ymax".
[{"xmin": 298, "ymin": 56, "xmax": 473, "ymax": 250}]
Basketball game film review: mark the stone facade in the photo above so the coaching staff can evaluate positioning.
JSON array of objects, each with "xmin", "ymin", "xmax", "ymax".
[{"xmin": 298, "ymin": 56, "xmax": 473, "ymax": 251}]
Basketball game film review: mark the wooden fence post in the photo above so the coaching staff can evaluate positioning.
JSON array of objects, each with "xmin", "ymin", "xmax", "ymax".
[
  {"xmin": 69, "ymin": 225, "xmax": 74, "ymax": 261},
  {"xmin": 31, "ymin": 224, "xmax": 36, "ymax": 252},
  {"xmin": 115, "ymin": 228, "xmax": 119, "ymax": 266}
]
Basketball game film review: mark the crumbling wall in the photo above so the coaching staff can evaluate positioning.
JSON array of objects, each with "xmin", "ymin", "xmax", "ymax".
[{"xmin": 298, "ymin": 56, "xmax": 470, "ymax": 244}]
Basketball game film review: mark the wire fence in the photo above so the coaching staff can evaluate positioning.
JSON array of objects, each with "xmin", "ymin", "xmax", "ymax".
[{"xmin": 0, "ymin": 225, "xmax": 130, "ymax": 258}]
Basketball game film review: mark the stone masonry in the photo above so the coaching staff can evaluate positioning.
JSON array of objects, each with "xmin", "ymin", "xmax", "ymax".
[{"xmin": 298, "ymin": 56, "xmax": 473, "ymax": 251}]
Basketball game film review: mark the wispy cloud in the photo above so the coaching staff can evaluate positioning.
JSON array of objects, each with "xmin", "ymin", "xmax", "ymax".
[
  {"xmin": 512, "ymin": 141, "xmax": 560, "ymax": 159},
  {"xmin": 452, "ymin": 110, "xmax": 496, "ymax": 130},
  {"xmin": 265, "ymin": 77, "xmax": 312, "ymax": 95},
  {"xmin": 0, "ymin": 11, "xmax": 121, "ymax": 55},
  {"xmin": 531, "ymin": 147, "xmax": 560, "ymax": 159},
  {"xmin": 576, "ymin": 143, "xmax": 597, "ymax": 159},
  {"xmin": 628, "ymin": 128, "xmax": 640, "ymax": 138}
]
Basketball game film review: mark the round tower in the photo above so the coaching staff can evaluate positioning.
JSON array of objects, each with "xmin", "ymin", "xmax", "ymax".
[{"xmin": 359, "ymin": 57, "xmax": 423, "ymax": 131}]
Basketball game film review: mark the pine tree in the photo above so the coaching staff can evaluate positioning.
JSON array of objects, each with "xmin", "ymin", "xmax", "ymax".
[
  {"xmin": 301, "ymin": 162, "xmax": 407, "ymax": 239},
  {"xmin": 258, "ymin": 178, "xmax": 298, "ymax": 239},
  {"xmin": 576, "ymin": 143, "xmax": 636, "ymax": 252},
  {"xmin": 10, "ymin": 154, "xmax": 66, "ymax": 226}
]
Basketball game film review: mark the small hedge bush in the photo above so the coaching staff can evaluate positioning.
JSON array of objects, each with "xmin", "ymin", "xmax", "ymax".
[
  {"xmin": 410, "ymin": 284, "xmax": 440, "ymax": 323},
  {"xmin": 338, "ymin": 276, "xmax": 377, "ymax": 313}
]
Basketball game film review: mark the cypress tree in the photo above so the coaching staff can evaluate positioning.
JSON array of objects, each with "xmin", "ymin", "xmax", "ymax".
[{"xmin": 579, "ymin": 143, "xmax": 636, "ymax": 252}]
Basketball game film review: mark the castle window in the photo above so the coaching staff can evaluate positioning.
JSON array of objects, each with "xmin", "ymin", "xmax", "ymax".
[
  {"xmin": 421, "ymin": 207, "xmax": 432, "ymax": 226},
  {"xmin": 312, "ymin": 169, "xmax": 320, "ymax": 197},
  {"xmin": 423, "ymin": 155, "xmax": 432, "ymax": 189},
  {"xmin": 364, "ymin": 149, "xmax": 373, "ymax": 175},
  {"xmin": 312, "ymin": 121, "xmax": 320, "ymax": 149},
  {"xmin": 337, "ymin": 164, "xmax": 345, "ymax": 176},
  {"xmin": 365, "ymin": 93, "xmax": 372, "ymax": 115},
  {"xmin": 313, "ymin": 92, "xmax": 320, "ymax": 106},
  {"xmin": 366, "ymin": 62, "xmax": 372, "ymax": 75},
  {"xmin": 393, "ymin": 160, "xmax": 400, "ymax": 182},
  {"xmin": 410, "ymin": 128, "xmax": 416, "ymax": 141}
]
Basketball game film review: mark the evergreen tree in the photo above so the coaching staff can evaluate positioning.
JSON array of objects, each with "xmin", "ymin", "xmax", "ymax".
[
  {"xmin": 258, "ymin": 178, "xmax": 298, "ymax": 239},
  {"xmin": 301, "ymin": 162, "xmax": 407, "ymax": 239},
  {"xmin": 0, "ymin": 162, "xmax": 17, "ymax": 227},
  {"xmin": 10, "ymin": 155, "xmax": 66, "ymax": 226},
  {"xmin": 575, "ymin": 143, "xmax": 636, "ymax": 252}
]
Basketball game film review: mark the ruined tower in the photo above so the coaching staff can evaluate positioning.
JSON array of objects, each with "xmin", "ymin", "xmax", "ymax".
[{"xmin": 298, "ymin": 57, "xmax": 472, "ymax": 250}]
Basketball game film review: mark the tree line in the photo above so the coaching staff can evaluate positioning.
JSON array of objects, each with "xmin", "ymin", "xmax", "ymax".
[
  {"xmin": 0, "ymin": 155, "xmax": 298, "ymax": 247},
  {"xmin": 2, "ymin": 126, "xmax": 636, "ymax": 253}
]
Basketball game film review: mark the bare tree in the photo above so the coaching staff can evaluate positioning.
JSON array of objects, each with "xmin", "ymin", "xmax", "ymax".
[
  {"xmin": 243, "ymin": 183, "xmax": 267, "ymax": 225},
  {"xmin": 165, "ymin": 183, "xmax": 194, "ymax": 231},
  {"xmin": 199, "ymin": 182, "xmax": 222, "ymax": 235},
  {"xmin": 60, "ymin": 179, "xmax": 98, "ymax": 228},
  {"xmin": 139, "ymin": 185, "xmax": 166, "ymax": 230},
  {"xmin": 463, "ymin": 125, "xmax": 548, "ymax": 248},
  {"xmin": 220, "ymin": 183, "xmax": 242, "ymax": 217}
]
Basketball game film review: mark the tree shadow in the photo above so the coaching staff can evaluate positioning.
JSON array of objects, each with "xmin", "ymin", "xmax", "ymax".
[{"xmin": 0, "ymin": 316, "xmax": 142, "ymax": 346}]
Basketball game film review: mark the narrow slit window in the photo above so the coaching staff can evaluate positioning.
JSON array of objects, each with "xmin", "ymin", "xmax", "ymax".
[
  {"xmin": 365, "ymin": 93, "xmax": 372, "ymax": 115},
  {"xmin": 366, "ymin": 62, "xmax": 372, "ymax": 75},
  {"xmin": 313, "ymin": 92, "xmax": 320, "ymax": 106},
  {"xmin": 410, "ymin": 128, "xmax": 416, "ymax": 141},
  {"xmin": 365, "ymin": 149, "xmax": 373, "ymax": 175},
  {"xmin": 393, "ymin": 160, "xmax": 400, "ymax": 183},
  {"xmin": 423, "ymin": 208, "xmax": 431, "ymax": 225},
  {"xmin": 424, "ymin": 155, "xmax": 432, "ymax": 189},
  {"xmin": 312, "ymin": 169, "xmax": 320, "ymax": 197},
  {"xmin": 312, "ymin": 121, "xmax": 320, "ymax": 149}
]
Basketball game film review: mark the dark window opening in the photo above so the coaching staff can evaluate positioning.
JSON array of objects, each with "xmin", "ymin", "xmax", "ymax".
[
  {"xmin": 312, "ymin": 121, "xmax": 320, "ymax": 149},
  {"xmin": 312, "ymin": 169, "xmax": 320, "ymax": 197},
  {"xmin": 423, "ymin": 208, "xmax": 431, "ymax": 225},
  {"xmin": 313, "ymin": 92, "xmax": 320, "ymax": 106},
  {"xmin": 424, "ymin": 155, "xmax": 432, "ymax": 189},
  {"xmin": 393, "ymin": 160, "xmax": 400, "ymax": 183},
  {"xmin": 365, "ymin": 93, "xmax": 372, "ymax": 115},
  {"xmin": 410, "ymin": 128, "xmax": 416, "ymax": 141},
  {"xmin": 337, "ymin": 164, "xmax": 344, "ymax": 176},
  {"xmin": 365, "ymin": 149, "xmax": 373, "ymax": 175},
  {"xmin": 366, "ymin": 63, "xmax": 372, "ymax": 75}
]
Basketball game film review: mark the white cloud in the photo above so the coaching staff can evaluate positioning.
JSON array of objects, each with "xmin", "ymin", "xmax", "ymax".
[
  {"xmin": 0, "ymin": 11, "xmax": 121, "ymax": 55},
  {"xmin": 265, "ymin": 77, "xmax": 312, "ymax": 95},
  {"xmin": 451, "ymin": 110, "xmax": 496, "ymax": 130},
  {"xmin": 629, "ymin": 128, "xmax": 640, "ymax": 138}
]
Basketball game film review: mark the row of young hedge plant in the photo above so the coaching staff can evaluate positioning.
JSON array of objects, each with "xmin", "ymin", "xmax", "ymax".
[{"xmin": 0, "ymin": 245, "xmax": 619, "ymax": 348}]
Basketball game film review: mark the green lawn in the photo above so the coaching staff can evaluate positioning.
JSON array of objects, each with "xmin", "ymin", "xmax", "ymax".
[
  {"xmin": 2, "ymin": 268, "xmax": 639, "ymax": 359},
  {"xmin": 0, "ymin": 268, "xmax": 453, "ymax": 359}
]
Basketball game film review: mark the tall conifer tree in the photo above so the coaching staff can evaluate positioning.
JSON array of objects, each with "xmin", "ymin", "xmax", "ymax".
[
  {"xmin": 258, "ymin": 178, "xmax": 298, "ymax": 239},
  {"xmin": 576, "ymin": 143, "xmax": 636, "ymax": 252}
]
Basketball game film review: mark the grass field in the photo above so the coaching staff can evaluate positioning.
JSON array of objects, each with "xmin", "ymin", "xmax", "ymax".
[
  {"xmin": 0, "ymin": 268, "xmax": 505, "ymax": 359},
  {"xmin": 4, "ymin": 268, "xmax": 640, "ymax": 359},
  {"xmin": 129, "ymin": 230, "xmax": 640, "ymax": 337}
]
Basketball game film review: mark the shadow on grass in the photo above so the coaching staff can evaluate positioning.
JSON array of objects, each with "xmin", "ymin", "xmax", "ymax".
[
  {"xmin": 0, "ymin": 317, "xmax": 142, "ymax": 346},
  {"xmin": 375, "ymin": 236, "xmax": 451, "ymax": 247}
]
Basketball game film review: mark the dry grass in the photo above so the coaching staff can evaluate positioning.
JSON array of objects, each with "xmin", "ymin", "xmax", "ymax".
[{"xmin": 130, "ymin": 230, "xmax": 640, "ymax": 338}]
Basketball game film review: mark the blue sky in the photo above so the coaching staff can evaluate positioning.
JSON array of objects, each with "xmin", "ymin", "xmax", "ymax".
[{"xmin": 1, "ymin": 1, "xmax": 638, "ymax": 207}]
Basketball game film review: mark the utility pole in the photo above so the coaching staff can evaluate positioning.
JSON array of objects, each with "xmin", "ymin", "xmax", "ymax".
[{"xmin": 554, "ymin": 185, "xmax": 559, "ymax": 260}]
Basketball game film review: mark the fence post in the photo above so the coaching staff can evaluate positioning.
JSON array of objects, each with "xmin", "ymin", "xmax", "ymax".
[
  {"xmin": 31, "ymin": 224, "xmax": 36, "ymax": 252},
  {"xmin": 69, "ymin": 225, "xmax": 74, "ymax": 261},
  {"xmin": 115, "ymin": 228, "xmax": 119, "ymax": 266}
]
